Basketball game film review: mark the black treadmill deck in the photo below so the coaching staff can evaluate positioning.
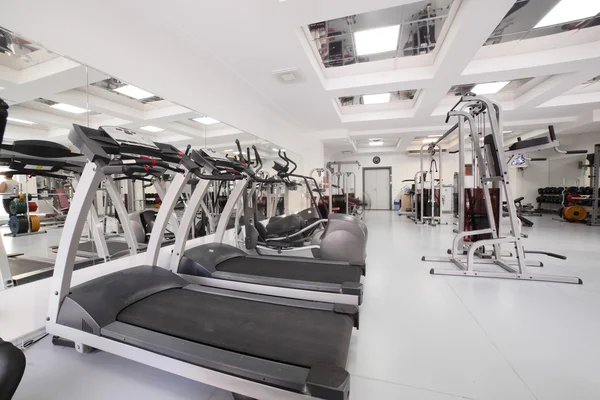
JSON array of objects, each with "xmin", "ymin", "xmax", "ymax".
[
  {"xmin": 116, "ymin": 288, "xmax": 353, "ymax": 369},
  {"xmin": 217, "ymin": 257, "xmax": 362, "ymax": 284}
]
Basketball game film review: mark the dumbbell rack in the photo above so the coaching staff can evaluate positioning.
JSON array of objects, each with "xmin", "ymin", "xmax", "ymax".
[
  {"xmin": 536, "ymin": 187, "xmax": 564, "ymax": 213},
  {"xmin": 3, "ymin": 179, "xmax": 46, "ymax": 237}
]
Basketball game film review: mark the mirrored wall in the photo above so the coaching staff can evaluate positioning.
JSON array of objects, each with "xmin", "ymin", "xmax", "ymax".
[{"xmin": 0, "ymin": 25, "xmax": 301, "ymax": 288}]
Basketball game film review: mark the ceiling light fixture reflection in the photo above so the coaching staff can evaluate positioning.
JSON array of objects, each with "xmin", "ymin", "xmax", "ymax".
[
  {"xmin": 363, "ymin": 93, "xmax": 391, "ymax": 105},
  {"xmin": 50, "ymin": 103, "xmax": 89, "ymax": 114},
  {"xmin": 354, "ymin": 25, "xmax": 400, "ymax": 56},
  {"xmin": 535, "ymin": 0, "xmax": 600, "ymax": 28},
  {"xmin": 113, "ymin": 85, "xmax": 155, "ymax": 100},
  {"xmin": 140, "ymin": 125, "xmax": 164, "ymax": 133},
  {"xmin": 7, "ymin": 117, "xmax": 36, "ymax": 125},
  {"xmin": 471, "ymin": 81, "xmax": 509, "ymax": 95},
  {"xmin": 193, "ymin": 117, "xmax": 220, "ymax": 125}
]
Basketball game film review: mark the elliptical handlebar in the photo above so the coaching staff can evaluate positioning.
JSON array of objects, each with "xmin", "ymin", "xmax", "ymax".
[
  {"xmin": 252, "ymin": 145, "xmax": 263, "ymax": 173},
  {"xmin": 236, "ymin": 139, "xmax": 246, "ymax": 163},
  {"xmin": 278, "ymin": 149, "xmax": 289, "ymax": 171},
  {"xmin": 283, "ymin": 151, "xmax": 297, "ymax": 175}
]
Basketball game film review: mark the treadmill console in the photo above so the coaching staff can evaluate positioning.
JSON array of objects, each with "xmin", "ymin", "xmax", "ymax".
[{"xmin": 102, "ymin": 126, "xmax": 159, "ymax": 151}]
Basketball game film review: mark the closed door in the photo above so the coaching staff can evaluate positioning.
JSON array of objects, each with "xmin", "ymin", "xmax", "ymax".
[{"xmin": 364, "ymin": 168, "xmax": 391, "ymax": 210}]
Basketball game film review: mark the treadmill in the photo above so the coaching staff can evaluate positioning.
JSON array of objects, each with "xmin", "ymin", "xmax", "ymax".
[
  {"xmin": 169, "ymin": 145, "xmax": 364, "ymax": 305},
  {"xmin": 0, "ymin": 139, "xmax": 102, "ymax": 287},
  {"xmin": 48, "ymin": 124, "xmax": 357, "ymax": 400}
]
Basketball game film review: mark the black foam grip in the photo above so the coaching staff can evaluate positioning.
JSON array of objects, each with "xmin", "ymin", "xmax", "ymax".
[
  {"xmin": 566, "ymin": 150, "xmax": 587, "ymax": 154},
  {"xmin": 548, "ymin": 125, "xmax": 556, "ymax": 141},
  {"xmin": 0, "ymin": 98, "xmax": 8, "ymax": 147}
]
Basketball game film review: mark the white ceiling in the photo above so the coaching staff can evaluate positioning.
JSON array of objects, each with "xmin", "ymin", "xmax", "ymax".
[{"xmin": 1, "ymin": 0, "xmax": 600, "ymax": 160}]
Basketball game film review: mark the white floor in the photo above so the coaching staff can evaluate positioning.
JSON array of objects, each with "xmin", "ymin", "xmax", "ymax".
[{"xmin": 9, "ymin": 211, "xmax": 600, "ymax": 400}]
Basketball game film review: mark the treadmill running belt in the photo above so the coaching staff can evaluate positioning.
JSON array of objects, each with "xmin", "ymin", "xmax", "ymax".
[
  {"xmin": 117, "ymin": 288, "xmax": 353, "ymax": 368},
  {"xmin": 217, "ymin": 258, "xmax": 362, "ymax": 284},
  {"xmin": 9, "ymin": 258, "xmax": 52, "ymax": 277},
  {"xmin": 78, "ymin": 240, "xmax": 130, "ymax": 254}
]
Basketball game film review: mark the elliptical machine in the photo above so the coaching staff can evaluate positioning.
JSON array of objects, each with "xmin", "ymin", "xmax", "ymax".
[{"xmin": 243, "ymin": 147, "xmax": 367, "ymax": 263}]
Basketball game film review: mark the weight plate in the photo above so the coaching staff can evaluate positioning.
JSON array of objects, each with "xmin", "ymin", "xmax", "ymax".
[
  {"xmin": 17, "ymin": 193, "xmax": 25, "ymax": 201},
  {"xmin": 9, "ymin": 199, "xmax": 27, "ymax": 215},
  {"xmin": 29, "ymin": 215, "xmax": 40, "ymax": 232},
  {"xmin": 563, "ymin": 205, "xmax": 587, "ymax": 221},
  {"xmin": 28, "ymin": 201, "xmax": 38, "ymax": 212}
]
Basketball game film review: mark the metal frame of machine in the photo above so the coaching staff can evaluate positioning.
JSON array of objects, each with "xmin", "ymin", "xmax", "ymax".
[
  {"xmin": 422, "ymin": 95, "xmax": 582, "ymax": 284},
  {"xmin": 47, "ymin": 125, "xmax": 356, "ymax": 400}
]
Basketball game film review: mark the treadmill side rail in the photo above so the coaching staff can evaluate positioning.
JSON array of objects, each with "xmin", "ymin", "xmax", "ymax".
[
  {"xmin": 102, "ymin": 321, "xmax": 311, "ymax": 394},
  {"xmin": 306, "ymin": 364, "xmax": 350, "ymax": 400}
]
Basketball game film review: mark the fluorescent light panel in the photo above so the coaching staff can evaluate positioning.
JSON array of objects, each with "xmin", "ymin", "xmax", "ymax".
[
  {"xmin": 113, "ymin": 85, "xmax": 155, "ymax": 100},
  {"xmin": 223, "ymin": 149, "xmax": 233, "ymax": 152},
  {"xmin": 354, "ymin": 25, "xmax": 400, "ymax": 56},
  {"xmin": 503, "ymin": 130, "xmax": 513, "ymax": 134},
  {"xmin": 369, "ymin": 141, "xmax": 384, "ymax": 147},
  {"xmin": 7, "ymin": 117, "xmax": 35, "ymax": 125},
  {"xmin": 363, "ymin": 93, "xmax": 391, "ymax": 105},
  {"xmin": 471, "ymin": 81, "xmax": 510, "ymax": 95},
  {"xmin": 272, "ymin": 148, "xmax": 286, "ymax": 152},
  {"xmin": 140, "ymin": 125, "xmax": 164, "ymax": 133},
  {"xmin": 535, "ymin": 0, "xmax": 600, "ymax": 28},
  {"xmin": 193, "ymin": 117, "xmax": 220, "ymax": 125},
  {"xmin": 428, "ymin": 134, "xmax": 442, "ymax": 137},
  {"xmin": 50, "ymin": 103, "xmax": 89, "ymax": 114}
]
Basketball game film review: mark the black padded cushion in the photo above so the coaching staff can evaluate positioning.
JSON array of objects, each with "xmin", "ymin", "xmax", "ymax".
[
  {"xmin": 514, "ymin": 197, "xmax": 524, "ymax": 203},
  {"xmin": 0, "ymin": 338, "xmax": 26, "ymax": 400},
  {"xmin": 117, "ymin": 288, "xmax": 353, "ymax": 368},
  {"xmin": 217, "ymin": 257, "xmax": 362, "ymax": 284},
  {"xmin": 266, "ymin": 214, "xmax": 305, "ymax": 235},
  {"xmin": 12, "ymin": 140, "xmax": 73, "ymax": 158}
]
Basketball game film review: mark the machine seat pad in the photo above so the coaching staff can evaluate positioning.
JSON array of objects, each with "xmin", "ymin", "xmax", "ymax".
[{"xmin": 266, "ymin": 214, "xmax": 305, "ymax": 235}]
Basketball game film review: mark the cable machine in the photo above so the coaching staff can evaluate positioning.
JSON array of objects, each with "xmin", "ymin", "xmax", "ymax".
[{"xmin": 422, "ymin": 94, "xmax": 582, "ymax": 284}]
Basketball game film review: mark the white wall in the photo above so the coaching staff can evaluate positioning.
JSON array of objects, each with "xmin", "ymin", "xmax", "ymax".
[
  {"xmin": 508, "ymin": 161, "xmax": 549, "ymax": 205},
  {"xmin": 328, "ymin": 152, "xmax": 460, "ymax": 205}
]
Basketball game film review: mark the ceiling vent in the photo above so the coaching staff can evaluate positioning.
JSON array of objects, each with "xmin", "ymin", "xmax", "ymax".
[{"xmin": 272, "ymin": 68, "xmax": 305, "ymax": 84}]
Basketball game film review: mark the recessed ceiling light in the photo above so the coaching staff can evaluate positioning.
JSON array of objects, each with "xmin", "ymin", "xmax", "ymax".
[
  {"xmin": 535, "ymin": 0, "xmax": 600, "ymax": 28},
  {"xmin": 369, "ymin": 141, "xmax": 384, "ymax": 147},
  {"xmin": 428, "ymin": 134, "xmax": 442, "ymax": 137},
  {"xmin": 193, "ymin": 117, "xmax": 220, "ymax": 125},
  {"xmin": 363, "ymin": 93, "xmax": 391, "ymax": 105},
  {"xmin": 369, "ymin": 138, "xmax": 383, "ymax": 141},
  {"xmin": 113, "ymin": 85, "xmax": 155, "ymax": 100},
  {"xmin": 503, "ymin": 130, "xmax": 513, "ymax": 134},
  {"xmin": 50, "ymin": 103, "xmax": 89, "ymax": 114},
  {"xmin": 471, "ymin": 81, "xmax": 510, "ymax": 95},
  {"xmin": 140, "ymin": 125, "xmax": 164, "ymax": 133},
  {"xmin": 354, "ymin": 25, "xmax": 400, "ymax": 56},
  {"xmin": 272, "ymin": 148, "xmax": 286, "ymax": 152},
  {"xmin": 422, "ymin": 138, "xmax": 437, "ymax": 143},
  {"xmin": 7, "ymin": 117, "xmax": 36, "ymax": 125},
  {"xmin": 223, "ymin": 149, "xmax": 233, "ymax": 152}
]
